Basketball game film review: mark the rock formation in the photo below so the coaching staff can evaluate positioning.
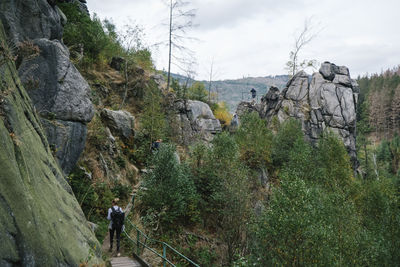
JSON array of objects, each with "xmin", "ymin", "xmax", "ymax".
[
  {"xmin": 169, "ymin": 98, "xmax": 222, "ymax": 145},
  {"xmin": 0, "ymin": 0, "xmax": 94, "ymax": 175},
  {"xmin": 0, "ymin": 20, "xmax": 101, "ymax": 266},
  {"xmin": 0, "ymin": 0, "xmax": 64, "ymax": 45},
  {"xmin": 101, "ymin": 108, "xmax": 135, "ymax": 141},
  {"xmin": 237, "ymin": 62, "xmax": 359, "ymax": 168}
]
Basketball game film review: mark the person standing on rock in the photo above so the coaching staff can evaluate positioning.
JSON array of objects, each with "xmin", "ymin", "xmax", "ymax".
[
  {"xmin": 250, "ymin": 88, "xmax": 257, "ymax": 102},
  {"xmin": 107, "ymin": 198, "xmax": 125, "ymax": 256},
  {"xmin": 231, "ymin": 113, "xmax": 239, "ymax": 127}
]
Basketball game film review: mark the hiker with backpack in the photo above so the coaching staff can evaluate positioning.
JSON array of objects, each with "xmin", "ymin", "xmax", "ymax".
[
  {"xmin": 107, "ymin": 198, "xmax": 125, "ymax": 256},
  {"xmin": 250, "ymin": 88, "xmax": 257, "ymax": 102},
  {"xmin": 151, "ymin": 138, "xmax": 162, "ymax": 151}
]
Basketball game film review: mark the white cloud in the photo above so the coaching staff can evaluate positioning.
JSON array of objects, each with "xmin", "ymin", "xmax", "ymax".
[{"xmin": 86, "ymin": 0, "xmax": 400, "ymax": 80}]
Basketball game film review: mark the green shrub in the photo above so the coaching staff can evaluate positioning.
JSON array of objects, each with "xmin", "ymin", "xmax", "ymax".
[
  {"xmin": 354, "ymin": 178, "xmax": 400, "ymax": 265},
  {"xmin": 58, "ymin": 2, "xmax": 122, "ymax": 66},
  {"xmin": 183, "ymin": 245, "xmax": 218, "ymax": 267},
  {"xmin": 138, "ymin": 144, "xmax": 199, "ymax": 231},
  {"xmin": 271, "ymin": 118, "xmax": 304, "ymax": 168},
  {"xmin": 188, "ymin": 142, "xmax": 217, "ymax": 207},
  {"xmin": 249, "ymin": 127, "xmax": 400, "ymax": 266},
  {"xmin": 251, "ymin": 177, "xmax": 363, "ymax": 266},
  {"xmin": 188, "ymin": 81, "xmax": 208, "ymax": 102},
  {"xmin": 115, "ymin": 155, "xmax": 126, "ymax": 168},
  {"xmin": 68, "ymin": 167, "xmax": 114, "ymax": 223},
  {"xmin": 130, "ymin": 48, "xmax": 153, "ymax": 71},
  {"xmin": 189, "ymin": 133, "xmax": 251, "ymax": 264},
  {"xmin": 235, "ymin": 112, "xmax": 273, "ymax": 168},
  {"xmin": 111, "ymin": 182, "xmax": 131, "ymax": 202},
  {"xmin": 316, "ymin": 131, "xmax": 353, "ymax": 189},
  {"xmin": 95, "ymin": 220, "xmax": 110, "ymax": 244}
]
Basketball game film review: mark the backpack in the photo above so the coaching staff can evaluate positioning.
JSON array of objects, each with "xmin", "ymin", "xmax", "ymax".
[{"xmin": 111, "ymin": 207, "xmax": 125, "ymax": 229}]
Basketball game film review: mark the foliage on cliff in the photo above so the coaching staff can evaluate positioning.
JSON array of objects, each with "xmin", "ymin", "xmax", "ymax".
[{"xmin": 58, "ymin": 2, "xmax": 153, "ymax": 71}]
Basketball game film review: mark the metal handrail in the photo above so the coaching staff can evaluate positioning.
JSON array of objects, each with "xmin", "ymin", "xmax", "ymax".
[
  {"xmin": 123, "ymin": 226, "xmax": 175, "ymax": 266},
  {"xmin": 123, "ymin": 195, "xmax": 200, "ymax": 267}
]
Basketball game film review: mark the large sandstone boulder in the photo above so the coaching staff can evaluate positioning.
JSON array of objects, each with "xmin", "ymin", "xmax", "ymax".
[
  {"xmin": 237, "ymin": 62, "xmax": 359, "ymax": 168},
  {"xmin": 187, "ymin": 100, "xmax": 222, "ymax": 134},
  {"xmin": 0, "ymin": 0, "xmax": 94, "ymax": 174},
  {"xmin": 100, "ymin": 108, "xmax": 135, "ymax": 140},
  {"xmin": 169, "ymin": 99, "xmax": 222, "ymax": 144},
  {"xmin": 17, "ymin": 38, "xmax": 94, "ymax": 174},
  {"xmin": 0, "ymin": 0, "xmax": 63, "ymax": 44},
  {"xmin": 18, "ymin": 39, "xmax": 94, "ymax": 122},
  {"xmin": 0, "ymin": 21, "xmax": 101, "ymax": 265}
]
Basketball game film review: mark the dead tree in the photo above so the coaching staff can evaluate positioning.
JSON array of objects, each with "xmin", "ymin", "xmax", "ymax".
[{"xmin": 165, "ymin": 0, "xmax": 197, "ymax": 90}]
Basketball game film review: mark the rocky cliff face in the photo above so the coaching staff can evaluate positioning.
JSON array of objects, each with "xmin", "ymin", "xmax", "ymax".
[
  {"xmin": 237, "ymin": 62, "xmax": 359, "ymax": 168},
  {"xmin": 0, "ymin": 0, "xmax": 94, "ymax": 175},
  {"xmin": 0, "ymin": 20, "xmax": 101, "ymax": 266}
]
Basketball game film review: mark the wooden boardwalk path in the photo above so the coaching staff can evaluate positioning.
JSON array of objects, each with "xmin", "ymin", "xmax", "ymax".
[{"xmin": 110, "ymin": 256, "xmax": 143, "ymax": 267}]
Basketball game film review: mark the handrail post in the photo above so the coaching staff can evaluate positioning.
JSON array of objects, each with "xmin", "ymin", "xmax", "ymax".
[
  {"xmin": 163, "ymin": 243, "xmax": 167, "ymax": 267},
  {"xmin": 137, "ymin": 229, "xmax": 140, "ymax": 255}
]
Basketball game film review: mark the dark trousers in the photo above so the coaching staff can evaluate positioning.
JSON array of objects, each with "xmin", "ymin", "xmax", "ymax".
[{"xmin": 110, "ymin": 226, "xmax": 122, "ymax": 251}]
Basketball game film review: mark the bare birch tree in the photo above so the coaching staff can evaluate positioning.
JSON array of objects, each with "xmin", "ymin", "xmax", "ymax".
[
  {"xmin": 164, "ymin": 0, "xmax": 197, "ymax": 90},
  {"xmin": 118, "ymin": 21, "xmax": 146, "ymax": 108},
  {"xmin": 286, "ymin": 17, "xmax": 320, "ymax": 77},
  {"xmin": 207, "ymin": 58, "xmax": 215, "ymax": 102},
  {"xmin": 207, "ymin": 57, "xmax": 222, "ymax": 102}
]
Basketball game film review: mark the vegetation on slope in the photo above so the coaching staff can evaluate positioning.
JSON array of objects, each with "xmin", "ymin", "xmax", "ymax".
[
  {"xmin": 57, "ymin": 1, "xmax": 158, "ymax": 245},
  {"xmin": 136, "ymin": 114, "xmax": 400, "ymax": 266}
]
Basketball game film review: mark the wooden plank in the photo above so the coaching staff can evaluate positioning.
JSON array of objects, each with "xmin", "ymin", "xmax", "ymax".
[{"xmin": 111, "ymin": 256, "xmax": 142, "ymax": 267}]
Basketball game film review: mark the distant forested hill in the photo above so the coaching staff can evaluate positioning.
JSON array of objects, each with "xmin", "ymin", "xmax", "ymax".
[{"xmin": 169, "ymin": 73, "xmax": 289, "ymax": 112}]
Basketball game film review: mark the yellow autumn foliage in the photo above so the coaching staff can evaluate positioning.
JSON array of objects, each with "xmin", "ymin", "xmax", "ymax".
[{"xmin": 213, "ymin": 102, "xmax": 232, "ymax": 126}]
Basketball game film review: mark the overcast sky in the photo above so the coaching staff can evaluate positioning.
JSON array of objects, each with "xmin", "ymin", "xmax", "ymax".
[{"xmin": 87, "ymin": 0, "xmax": 400, "ymax": 80}]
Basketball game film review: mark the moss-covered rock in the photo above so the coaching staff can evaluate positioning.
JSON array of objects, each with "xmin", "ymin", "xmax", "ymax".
[{"xmin": 0, "ymin": 21, "xmax": 102, "ymax": 266}]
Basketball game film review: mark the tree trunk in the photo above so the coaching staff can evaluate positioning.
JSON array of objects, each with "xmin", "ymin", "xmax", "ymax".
[
  {"xmin": 120, "ymin": 58, "xmax": 129, "ymax": 109},
  {"xmin": 167, "ymin": 0, "xmax": 173, "ymax": 90}
]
